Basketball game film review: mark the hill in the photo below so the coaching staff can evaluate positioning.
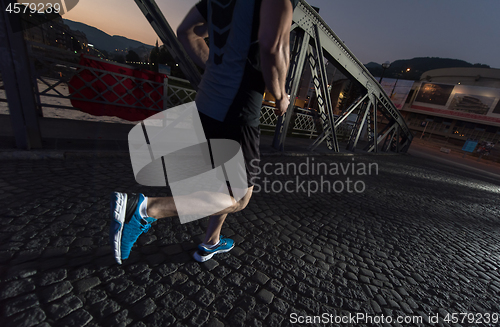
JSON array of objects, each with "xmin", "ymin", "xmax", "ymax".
[
  {"xmin": 365, "ymin": 57, "xmax": 490, "ymax": 81},
  {"xmin": 63, "ymin": 19, "xmax": 154, "ymax": 53}
]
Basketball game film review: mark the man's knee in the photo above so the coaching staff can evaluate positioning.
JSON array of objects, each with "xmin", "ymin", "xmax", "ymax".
[
  {"xmin": 234, "ymin": 196, "xmax": 250, "ymax": 212},
  {"xmin": 231, "ymin": 187, "xmax": 253, "ymax": 213}
]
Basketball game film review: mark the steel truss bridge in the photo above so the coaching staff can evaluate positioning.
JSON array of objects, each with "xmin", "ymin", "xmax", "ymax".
[
  {"xmin": 0, "ymin": 0, "xmax": 412, "ymax": 152},
  {"xmin": 134, "ymin": 0, "xmax": 413, "ymax": 153}
]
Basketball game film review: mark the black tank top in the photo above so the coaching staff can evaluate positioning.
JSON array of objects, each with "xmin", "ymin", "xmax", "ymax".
[{"xmin": 194, "ymin": 0, "xmax": 298, "ymax": 127}]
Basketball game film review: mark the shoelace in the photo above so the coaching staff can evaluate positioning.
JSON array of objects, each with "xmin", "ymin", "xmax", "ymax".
[{"xmin": 140, "ymin": 220, "xmax": 152, "ymax": 233}]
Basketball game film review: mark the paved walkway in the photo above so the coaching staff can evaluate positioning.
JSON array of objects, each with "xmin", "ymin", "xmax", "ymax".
[
  {"xmin": 408, "ymin": 139, "xmax": 500, "ymax": 178},
  {"xmin": 1, "ymin": 137, "xmax": 500, "ymax": 326}
]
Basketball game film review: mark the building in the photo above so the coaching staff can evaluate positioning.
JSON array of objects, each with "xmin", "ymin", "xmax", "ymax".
[
  {"xmin": 399, "ymin": 67, "xmax": 500, "ymax": 145},
  {"xmin": 21, "ymin": 12, "xmax": 88, "ymax": 53}
]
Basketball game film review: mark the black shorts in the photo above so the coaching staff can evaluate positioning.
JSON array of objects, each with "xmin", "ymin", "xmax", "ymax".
[{"xmin": 199, "ymin": 111, "xmax": 260, "ymax": 187}]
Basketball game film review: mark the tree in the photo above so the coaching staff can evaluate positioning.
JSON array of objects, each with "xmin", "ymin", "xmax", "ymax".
[
  {"xmin": 159, "ymin": 46, "xmax": 173, "ymax": 65},
  {"xmin": 149, "ymin": 40, "xmax": 160, "ymax": 71},
  {"xmin": 126, "ymin": 50, "xmax": 141, "ymax": 63},
  {"xmin": 114, "ymin": 55, "xmax": 125, "ymax": 64},
  {"xmin": 71, "ymin": 37, "xmax": 81, "ymax": 53}
]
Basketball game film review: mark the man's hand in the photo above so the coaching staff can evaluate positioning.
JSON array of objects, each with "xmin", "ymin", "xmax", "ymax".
[
  {"xmin": 259, "ymin": 0, "xmax": 294, "ymax": 113},
  {"xmin": 274, "ymin": 95, "xmax": 290, "ymax": 116}
]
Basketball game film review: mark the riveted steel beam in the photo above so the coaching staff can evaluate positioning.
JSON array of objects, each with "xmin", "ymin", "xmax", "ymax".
[
  {"xmin": 134, "ymin": 0, "xmax": 413, "ymax": 153},
  {"xmin": 272, "ymin": 29, "xmax": 310, "ymax": 151},
  {"xmin": 275, "ymin": 0, "xmax": 413, "ymax": 152},
  {"xmin": 134, "ymin": 0, "xmax": 202, "ymax": 89},
  {"xmin": 0, "ymin": 4, "xmax": 42, "ymax": 149}
]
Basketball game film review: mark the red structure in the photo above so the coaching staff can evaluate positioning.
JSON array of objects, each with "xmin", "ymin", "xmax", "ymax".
[{"xmin": 68, "ymin": 55, "xmax": 167, "ymax": 121}]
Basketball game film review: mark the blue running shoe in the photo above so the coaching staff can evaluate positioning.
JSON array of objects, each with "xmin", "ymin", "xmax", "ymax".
[
  {"xmin": 109, "ymin": 192, "xmax": 156, "ymax": 264},
  {"xmin": 193, "ymin": 236, "xmax": 235, "ymax": 262}
]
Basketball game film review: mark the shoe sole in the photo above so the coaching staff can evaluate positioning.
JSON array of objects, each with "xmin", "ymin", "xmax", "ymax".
[
  {"xmin": 110, "ymin": 192, "xmax": 127, "ymax": 265},
  {"xmin": 193, "ymin": 243, "xmax": 235, "ymax": 262}
]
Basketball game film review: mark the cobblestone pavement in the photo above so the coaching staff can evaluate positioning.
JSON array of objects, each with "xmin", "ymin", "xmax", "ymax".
[{"xmin": 1, "ymin": 153, "xmax": 499, "ymax": 327}]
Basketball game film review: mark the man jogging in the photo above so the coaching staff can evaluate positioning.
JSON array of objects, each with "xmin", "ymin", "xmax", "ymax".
[{"xmin": 109, "ymin": 0, "xmax": 298, "ymax": 264}]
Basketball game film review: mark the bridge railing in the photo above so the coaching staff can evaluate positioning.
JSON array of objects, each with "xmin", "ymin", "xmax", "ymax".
[{"xmin": 0, "ymin": 42, "xmax": 197, "ymax": 118}]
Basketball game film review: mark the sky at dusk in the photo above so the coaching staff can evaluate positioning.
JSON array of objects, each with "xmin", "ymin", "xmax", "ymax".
[{"xmin": 63, "ymin": 0, "xmax": 500, "ymax": 69}]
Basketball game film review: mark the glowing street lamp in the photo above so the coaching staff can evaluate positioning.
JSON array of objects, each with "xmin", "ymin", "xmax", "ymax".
[
  {"xmin": 390, "ymin": 68, "xmax": 410, "ymax": 99},
  {"xmin": 379, "ymin": 61, "xmax": 391, "ymax": 83}
]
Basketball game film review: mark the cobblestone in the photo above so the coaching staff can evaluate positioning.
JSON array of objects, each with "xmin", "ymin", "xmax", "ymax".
[
  {"xmin": 256, "ymin": 288, "xmax": 275, "ymax": 304},
  {"xmin": 4, "ymin": 293, "xmax": 39, "ymax": 317},
  {"xmin": 0, "ymin": 154, "xmax": 499, "ymax": 326}
]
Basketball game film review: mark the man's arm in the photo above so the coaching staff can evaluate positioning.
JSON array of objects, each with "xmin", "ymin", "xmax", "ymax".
[
  {"xmin": 259, "ymin": 0, "xmax": 294, "ymax": 116},
  {"xmin": 177, "ymin": 6, "xmax": 209, "ymax": 70}
]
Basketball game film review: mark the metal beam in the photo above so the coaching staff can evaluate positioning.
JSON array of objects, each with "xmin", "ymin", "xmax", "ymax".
[
  {"xmin": 365, "ymin": 123, "xmax": 386, "ymax": 153},
  {"xmin": 382, "ymin": 128, "xmax": 396, "ymax": 152},
  {"xmin": 346, "ymin": 99, "xmax": 371, "ymax": 152},
  {"xmin": 0, "ymin": 3, "xmax": 42, "ymax": 149},
  {"xmin": 307, "ymin": 45, "xmax": 336, "ymax": 151},
  {"xmin": 272, "ymin": 30, "xmax": 310, "ymax": 151},
  {"xmin": 395, "ymin": 125, "xmax": 401, "ymax": 153},
  {"xmin": 373, "ymin": 98, "xmax": 378, "ymax": 153},
  {"xmin": 133, "ymin": 0, "xmax": 414, "ymax": 153},
  {"xmin": 334, "ymin": 93, "xmax": 368, "ymax": 128},
  {"xmin": 312, "ymin": 24, "xmax": 338, "ymax": 151},
  {"xmin": 290, "ymin": 0, "xmax": 413, "ymax": 152},
  {"xmin": 309, "ymin": 93, "xmax": 368, "ymax": 151},
  {"xmin": 134, "ymin": 0, "xmax": 202, "ymax": 89},
  {"xmin": 367, "ymin": 122, "xmax": 397, "ymax": 153}
]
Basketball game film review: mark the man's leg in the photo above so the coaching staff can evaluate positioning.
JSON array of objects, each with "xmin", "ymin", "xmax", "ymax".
[
  {"xmin": 145, "ymin": 192, "xmax": 235, "ymax": 219},
  {"xmin": 146, "ymin": 196, "xmax": 177, "ymax": 219},
  {"xmin": 202, "ymin": 184, "xmax": 235, "ymax": 245},
  {"xmin": 193, "ymin": 186, "xmax": 253, "ymax": 262},
  {"xmin": 111, "ymin": 116, "xmax": 259, "ymax": 264},
  {"xmin": 110, "ymin": 190, "xmax": 243, "ymax": 265},
  {"xmin": 204, "ymin": 213, "xmax": 227, "ymax": 245},
  {"xmin": 147, "ymin": 185, "xmax": 253, "ymax": 220},
  {"xmin": 190, "ymin": 213, "xmax": 227, "ymax": 263},
  {"xmin": 201, "ymin": 186, "xmax": 253, "ymax": 242}
]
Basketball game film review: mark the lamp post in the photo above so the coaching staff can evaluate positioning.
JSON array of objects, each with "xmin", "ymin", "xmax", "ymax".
[
  {"xmin": 420, "ymin": 121, "xmax": 428, "ymax": 139},
  {"xmin": 379, "ymin": 61, "xmax": 391, "ymax": 83},
  {"xmin": 389, "ymin": 68, "xmax": 410, "ymax": 99}
]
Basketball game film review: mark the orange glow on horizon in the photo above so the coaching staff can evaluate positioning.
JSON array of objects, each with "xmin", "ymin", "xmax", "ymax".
[{"xmin": 62, "ymin": 0, "xmax": 198, "ymax": 47}]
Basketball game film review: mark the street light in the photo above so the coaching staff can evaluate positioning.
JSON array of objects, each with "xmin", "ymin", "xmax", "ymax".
[
  {"xmin": 379, "ymin": 61, "xmax": 391, "ymax": 83},
  {"xmin": 390, "ymin": 68, "xmax": 410, "ymax": 99},
  {"xmin": 420, "ymin": 121, "xmax": 428, "ymax": 139}
]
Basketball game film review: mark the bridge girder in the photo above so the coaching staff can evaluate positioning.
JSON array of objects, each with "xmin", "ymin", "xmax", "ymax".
[{"xmin": 135, "ymin": 0, "xmax": 414, "ymax": 153}]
